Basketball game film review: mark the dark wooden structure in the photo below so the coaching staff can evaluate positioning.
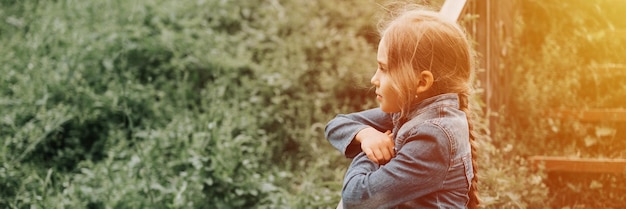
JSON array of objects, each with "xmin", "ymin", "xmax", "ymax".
[
  {"xmin": 530, "ymin": 109, "xmax": 626, "ymax": 173},
  {"xmin": 463, "ymin": 0, "xmax": 517, "ymax": 132},
  {"xmin": 460, "ymin": 0, "xmax": 626, "ymax": 174},
  {"xmin": 530, "ymin": 156, "xmax": 626, "ymax": 174}
]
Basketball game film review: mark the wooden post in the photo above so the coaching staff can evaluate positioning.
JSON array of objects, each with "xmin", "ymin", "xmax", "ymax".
[{"xmin": 440, "ymin": 0, "xmax": 467, "ymax": 22}]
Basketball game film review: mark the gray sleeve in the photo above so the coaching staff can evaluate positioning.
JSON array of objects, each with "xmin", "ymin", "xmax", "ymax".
[
  {"xmin": 324, "ymin": 108, "xmax": 394, "ymax": 158},
  {"xmin": 341, "ymin": 123, "xmax": 451, "ymax": 208}
]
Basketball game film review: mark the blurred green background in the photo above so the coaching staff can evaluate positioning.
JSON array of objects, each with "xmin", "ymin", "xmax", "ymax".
[{"xmin": 1, "ymin": 0, "xmax": 624, "ymax": 208}]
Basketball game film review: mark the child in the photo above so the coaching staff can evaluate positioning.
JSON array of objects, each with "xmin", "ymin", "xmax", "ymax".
[{"xmin": 325, "ymin": 6, "xmax": 479, "ymax": 209}]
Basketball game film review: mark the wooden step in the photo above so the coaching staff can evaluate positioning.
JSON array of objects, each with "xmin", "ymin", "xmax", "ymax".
[
  {"xmin": 529, "ymin": 156, "xmax": 626, "ymax": 173},
  {"xmin": 552, "ymin": 109, "xmax": 626, "ymax": 122}
]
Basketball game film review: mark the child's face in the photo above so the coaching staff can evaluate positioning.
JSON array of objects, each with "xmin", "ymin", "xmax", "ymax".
[{"xmin": 371, "ymin": 38, "xmax": 401, "ymax": 113}]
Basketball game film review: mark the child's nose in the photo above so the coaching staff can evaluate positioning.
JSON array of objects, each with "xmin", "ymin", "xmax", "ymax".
[{"xmin": 370, "ymin": 71, "xmax": 378, "ymax": 86}]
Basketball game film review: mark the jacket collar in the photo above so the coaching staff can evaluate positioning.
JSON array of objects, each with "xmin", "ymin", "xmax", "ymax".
[
  {"xmin": 412, "ymin": 93, "xmax": 459, "ymax": 113},
  {"xmin": 393, "ymin": 93, "xmax": 460, "ymax": 123}
]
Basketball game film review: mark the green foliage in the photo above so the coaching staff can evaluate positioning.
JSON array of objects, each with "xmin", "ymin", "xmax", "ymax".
[
  {"xmin": 8, "ymin": 0, "xmax": 617, "ymax": 208},
  {"xmin": 478, "ymin": 142, "xmax": 549, "ymax": 209},
  {"xmin": 0, "ymin": 0, "xmax": 377, "ymax": 208},
  {"xmin": 498, "ymin": 0, "xmax": 626, "ymax": 207},
  {"xmin": 504, "ymin": 0, "xmax": 626, "ymax": 154}
]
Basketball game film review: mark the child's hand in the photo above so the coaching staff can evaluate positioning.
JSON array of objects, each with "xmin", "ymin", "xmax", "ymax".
[{"xmin": 355, "ymin": 127, "xmax": 395, "ymax": 165}]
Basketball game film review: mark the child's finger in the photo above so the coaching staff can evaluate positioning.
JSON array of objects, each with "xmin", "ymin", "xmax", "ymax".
[
  {"xmin": 384, "ymin": 130, "xmax": 395, "ymax": 157},
  {"xmin": 380, "ymin": 148, "xmax": 392, "ymax": 164},
  {"xmin": 372, "ymin": 149, "xmax": 385, "ymax": 164},
  {"xmin": 363, "ymin": 148, "xmax": 379, "ymax": 164},
  {"xmin": 388, "ymin": 145, "xmax": 396, "ymax": 158}
]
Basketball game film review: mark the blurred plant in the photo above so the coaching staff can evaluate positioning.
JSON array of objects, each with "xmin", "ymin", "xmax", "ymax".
[
  {"xmin": 497, "ymin": 0, "xmax": 626, "ymax": 207},
  {"xmin": 0, "ymin": 0, "xmax": 379, "ymax": 208},
  {"xmin": 6, "ymin": 0, "xmax": 617, "ymax": 208}
]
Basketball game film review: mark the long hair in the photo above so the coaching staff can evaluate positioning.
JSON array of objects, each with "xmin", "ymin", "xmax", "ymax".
[{"xmin": 378, "ymin": 7, "xmax": 480, "ymax": 209}]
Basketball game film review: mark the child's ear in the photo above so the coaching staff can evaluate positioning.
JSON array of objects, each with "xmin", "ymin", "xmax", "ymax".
[{"xmin": 415, "ymin": 71, "xmax": 434, "ymax": 94}]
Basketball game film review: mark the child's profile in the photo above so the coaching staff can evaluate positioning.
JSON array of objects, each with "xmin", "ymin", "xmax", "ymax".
[{"xmin": 325, "ymin": 3, "xmax": 479, "ymax": 209}]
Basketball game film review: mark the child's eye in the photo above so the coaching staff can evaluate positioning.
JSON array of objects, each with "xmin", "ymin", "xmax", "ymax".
[{"xmin": 377, "ymin": 62, "xmax": 388, "ymax": 72}]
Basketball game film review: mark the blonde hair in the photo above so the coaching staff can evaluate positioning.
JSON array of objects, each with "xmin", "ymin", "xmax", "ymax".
[{"xmin": 379, "ymin": 7, "xmax": 480, "ymax": 209}]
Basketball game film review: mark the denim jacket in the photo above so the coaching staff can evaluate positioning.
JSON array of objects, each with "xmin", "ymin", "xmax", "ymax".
[{"xmin": 325, "ymin": 93, "xmax": 474, "ymax": 209}]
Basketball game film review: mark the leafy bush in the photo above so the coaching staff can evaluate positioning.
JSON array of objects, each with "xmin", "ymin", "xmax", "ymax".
[
  {"xmin": 504, "ymin": 0, "xmax": 626, "ymax": 155},
  {"xmin": 8, "ymin": 0, "xmax": 616, "ymax": 208},
  {"xmin": 498, "ymin": 0, "xmax": 626, "ymax": 207},
  {"xmin": 0, "ymin": 0, "xmax": 377, "ymax": 208}
]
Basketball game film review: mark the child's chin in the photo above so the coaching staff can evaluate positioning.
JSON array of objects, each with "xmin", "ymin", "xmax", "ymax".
[
  {"xmin": 380, "ymin": 105, "xmax": 401, "ymax": 113},
  {"xmin": 379, "ymin": 106, "xmax": 393, "ymax": 113}
]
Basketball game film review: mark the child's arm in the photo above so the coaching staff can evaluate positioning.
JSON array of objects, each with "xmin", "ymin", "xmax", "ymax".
[
  {"xmin": 340, "ymin": 123, "xmax": 456, "ymax": 208},
  {"xmin": 325, "ymin": 108, "xmax": 395, "ymax": 164},
  {"xmin": 355, "ymin": 128, "xmax": 395, "ymax": 165}
]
